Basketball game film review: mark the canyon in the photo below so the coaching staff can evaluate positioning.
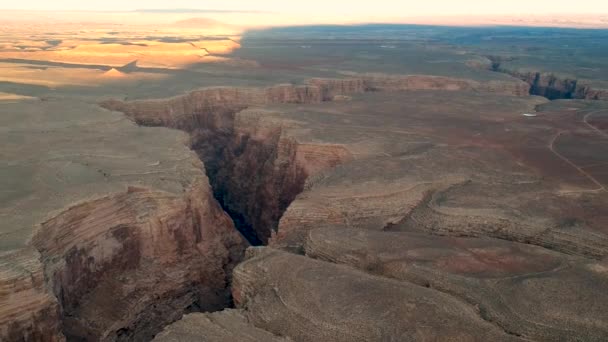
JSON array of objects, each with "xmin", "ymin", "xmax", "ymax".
[
  {"xmin": 100, "ymin": 74, "xmax": 530, "ymax": 244},
  {"xmin": 2, "ymin": 23, "xmax": 608, "ymax": 342},
  {"xmin": 483, "ymin": 56, "xmax": 608, "ymax": 100},
  {"xmin": 108, "ymin": 79, "xmax": 607, "ymax": 340}
]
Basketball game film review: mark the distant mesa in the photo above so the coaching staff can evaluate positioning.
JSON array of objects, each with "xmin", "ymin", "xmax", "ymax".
[
  {"xmin": 119, "ymin": 60, "xmax": 139, "ymax": 73},
  {"xmin": 102, "ymin": 68, "xmax": 127, "ymax": 78},
  {"xmin": 0, "ymin": 92, "xmax": 37, "ymax": 101}
]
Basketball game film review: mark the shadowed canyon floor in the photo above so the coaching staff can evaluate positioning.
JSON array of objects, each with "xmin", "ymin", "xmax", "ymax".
[{"xmin": 2, "ymin": 23, "xmax": 608, "ymax": 341}]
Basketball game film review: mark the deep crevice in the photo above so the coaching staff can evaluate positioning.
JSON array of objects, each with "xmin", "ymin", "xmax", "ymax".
[
  {"xmin": 104, "ymin": 100, "xmax": 309, "ymax": 245},
  {"xmin": 190, "ymin": 113, "xmax": 308, "ymax": 245},
  {"xmin": 86, "ymin": 74, "xmax": 534, "ymax": 338},
  {"xmin": 485, "ymin": 55, "xmax": 603, "ymax": 100},
  {"xmin": 139, "ymin": 101, "xmax": 310, "ymax": 246},
  {"xmin": 100, "ymin": 74, "xmax": 532, "ymax": 246}
]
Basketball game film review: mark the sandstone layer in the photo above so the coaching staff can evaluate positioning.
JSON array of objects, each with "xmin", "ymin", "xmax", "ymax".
[
  {"xmin": 153, "ymin": 309, "xmax": 291, "ymax": 342},
  {"xmin": 32, "ymin": 182, "xmax": 245, "ymax": 341},
  {"xmin": 0, "ymin": 100, "xmax": 247, "ymax": 341},
  {"xmin": 102, "ymin": 75, "xmax": 529, "ymax": 128},
  {"xmin": 305, "ymin": 227, "xmax": 608, "ymax": 340},
  {"xmin": 0, "ymin": 248, "xmax": 63, "ymax": 341},
  {"xmin": 232, "ymin": 247, "xmax": 522, "ymax": 342}
]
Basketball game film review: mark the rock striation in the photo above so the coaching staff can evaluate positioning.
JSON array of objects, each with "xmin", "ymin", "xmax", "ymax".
[
  {"xmin": 2, "ymin": 178, "xmax": 246, "ymax": 342},
  {"xmin": 31, "ymin": 181, "xmax": 246, "ymax": 341},
  {"xmin": 153, "ymin": 309, "xmax": 291, "ymax": 342},
  {"xmin": 0, "ymin": 100, "xmax": 248, "ymax": 341},
  {"xmin": 305, "ymin": 227, "xmax": 608, "ymax": 340},
  {"xmin": 232, "ymin": 247, "xmax": 522, "ymax": 342},
  {"xmin": 0, "ymin": 248, "xmax": 63, "ymax": 341},
  {"xmin": 101, "ymin": 75, "xmax": 529, "ymax": 128}
]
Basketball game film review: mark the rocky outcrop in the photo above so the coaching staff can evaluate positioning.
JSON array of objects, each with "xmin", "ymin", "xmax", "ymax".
[
  {"xmin": 232, "ymin": 247, "xmax": 522, "ymax": 342},
  {"xmin": 0, "ymin": 98, "xmax": 249, "ymax": 341},
  {"xmin": 305, "ymin": 227, "xmax": 608, "ymax": 341},
  {"xmin": 3, "ymin": 177, "xmax": 246, "ymax": 341},
  {"xmin": 0, "ymin": 248, "xmax": 64, "ymax": 341},
  {"xmin": 153, "ymin": 309, "xmax": 291, "ymax": 342}
]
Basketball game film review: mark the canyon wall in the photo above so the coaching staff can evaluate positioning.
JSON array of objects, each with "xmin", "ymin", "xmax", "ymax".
[
  {"xmin": 508, "ymin": 71, "xmax": 608, "ymax": 100},
  {"xmin": 0, "ymin": 249, "xmax": 64, "ymax": 341},
  {"xmin": 480, "ymin": 56, "xmax": 608, "ymax": 100},
  {"xmin": 100, "ymin": 75, "xmax": 529, "ymax": 127},
  {"xmin": 101, "ymin": 75, "xmax": 528, "ymax": 244},
  {"xmin": 2, "ymin": 174, "xmax": 247, "ymax": 341}
]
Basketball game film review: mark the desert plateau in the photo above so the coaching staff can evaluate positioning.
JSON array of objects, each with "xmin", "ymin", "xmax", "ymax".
[{"xmin": 1, "ymin": 4, "xmax": 608, "ymax": 342}]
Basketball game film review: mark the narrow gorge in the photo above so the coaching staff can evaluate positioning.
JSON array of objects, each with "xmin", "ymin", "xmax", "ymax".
[
  {"xmin": 101, "ymin": 74, "xmax": 529, "ymax": 245},
  {"xmin": 484, "ymin": 55, "xmax": 608, "ymax": 100},
  {"xmin": 2, "ymin": 74, "xmax": 533, "ymax": 342}
]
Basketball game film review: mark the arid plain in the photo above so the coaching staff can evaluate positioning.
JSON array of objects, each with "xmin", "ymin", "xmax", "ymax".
[{"xmin": 1, "ymin": 12, "xmax": 608, "ymax": 342}]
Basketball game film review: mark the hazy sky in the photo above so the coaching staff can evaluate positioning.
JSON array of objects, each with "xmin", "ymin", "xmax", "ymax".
[{"xmin": 3, "ymin": 0, "xmax": 608, "ymax": 16}]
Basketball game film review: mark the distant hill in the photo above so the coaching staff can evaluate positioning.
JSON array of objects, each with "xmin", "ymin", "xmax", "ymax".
[{"xmin": 101, "ymin": 68, "xmax": 127, "ymax": 78}]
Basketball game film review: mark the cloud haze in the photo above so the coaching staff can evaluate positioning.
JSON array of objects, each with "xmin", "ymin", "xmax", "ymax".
[{"xmin": 3, "ymin": 0, "xmax": 608, "ymax": 16}]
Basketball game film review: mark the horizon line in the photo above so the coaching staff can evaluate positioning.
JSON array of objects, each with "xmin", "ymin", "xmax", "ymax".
[
  {"xmin": 1, "ymin": 8, "xmax": 607, "ymax": 15},
  {"xmin": 0, "ymin": 8, "xmax": 272, "ymax": 13}
]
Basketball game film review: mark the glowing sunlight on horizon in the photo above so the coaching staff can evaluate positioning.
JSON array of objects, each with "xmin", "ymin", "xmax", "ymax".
[{"xmin": 3, "ymin": 0, "xmax": 608, "ymax": 16}]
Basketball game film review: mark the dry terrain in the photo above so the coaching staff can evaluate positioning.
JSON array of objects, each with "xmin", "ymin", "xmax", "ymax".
[{"xmin": 1, "ymin": 18, "xmax": 608, "ymax": 342}]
